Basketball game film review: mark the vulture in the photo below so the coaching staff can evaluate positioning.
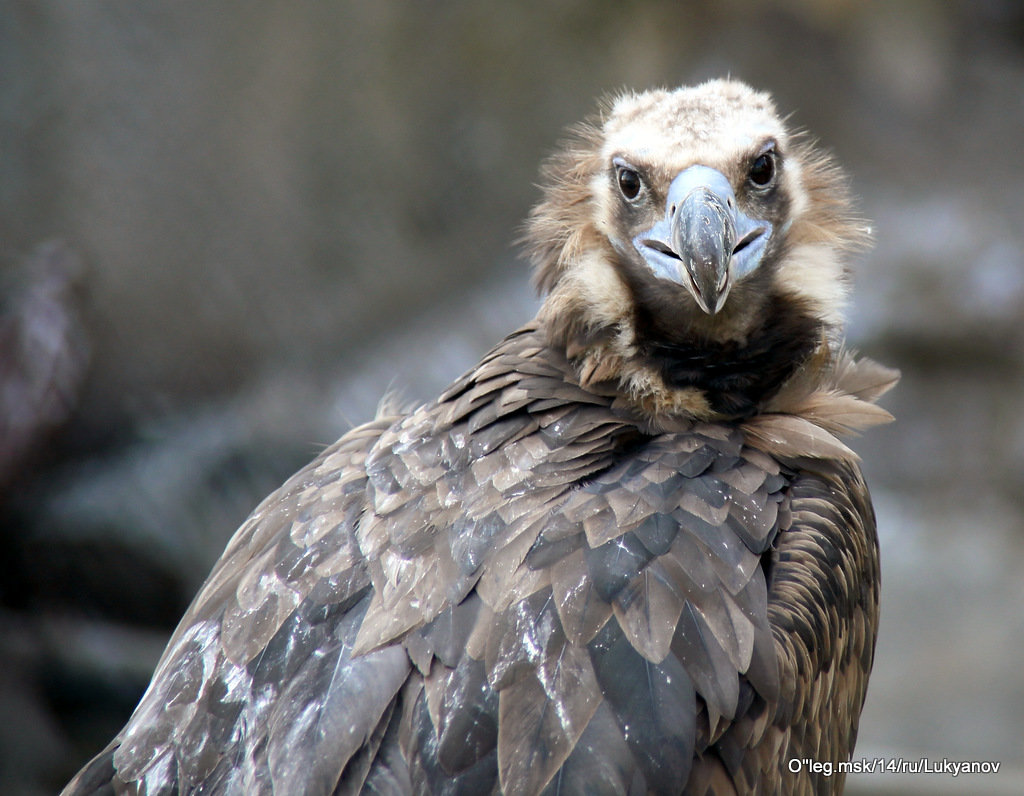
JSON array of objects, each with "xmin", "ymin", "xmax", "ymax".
[{"xmin": 65, "ymin": 79, "xmax": 897, "ymax": 795}]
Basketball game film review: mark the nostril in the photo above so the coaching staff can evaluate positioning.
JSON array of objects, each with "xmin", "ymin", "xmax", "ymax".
[
  {"xmin": 732, "ymin": 228, "xmax": 765, "ymax": 255},
  {"xmin": 643, "ymin": 239, "xmax": 682, "ymax": 260}
]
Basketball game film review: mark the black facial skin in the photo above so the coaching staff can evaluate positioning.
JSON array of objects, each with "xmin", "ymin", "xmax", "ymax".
[{"xmin": 639, "ymin": 292, "xmax": 821, "ymax": 417}]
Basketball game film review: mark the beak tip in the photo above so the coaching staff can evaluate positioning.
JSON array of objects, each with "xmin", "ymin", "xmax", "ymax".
[
  {"xmin": 682, "ymin": 260, "xmax": 730, "ymax": 315},
  {"xmin": 699, "ymin": 292, "xmax": 729, "ymax": 316}
]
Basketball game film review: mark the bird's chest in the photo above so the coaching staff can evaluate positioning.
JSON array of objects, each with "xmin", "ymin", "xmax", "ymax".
[{"xmin": 635, "ymin": 291, "xmax": 823, "ymax": 418}]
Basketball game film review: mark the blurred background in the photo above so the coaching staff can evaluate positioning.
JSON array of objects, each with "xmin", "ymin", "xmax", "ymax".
[{"xmin": 2, "ymin": 1, "xmax": 1023, "ymax": 792}]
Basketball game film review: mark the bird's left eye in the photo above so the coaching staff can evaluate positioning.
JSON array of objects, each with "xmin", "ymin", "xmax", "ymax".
[
  {"xmin": 617, "ymin": 167, "xmax": 643, "ymax": 200},
  {"xmin": 748, "ymin": 150, "xmax": 777, "ymax": 188}
]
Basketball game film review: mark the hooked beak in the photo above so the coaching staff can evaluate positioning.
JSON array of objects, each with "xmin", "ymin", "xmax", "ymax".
[{"xmin": 633, "ymin": 165, "xmax": 771, "ymax": 315}]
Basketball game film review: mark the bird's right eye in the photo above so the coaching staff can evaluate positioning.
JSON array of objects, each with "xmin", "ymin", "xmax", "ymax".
[{"xmin": 617, "ymin": 166, "xmax": 642, "ymax": 200}]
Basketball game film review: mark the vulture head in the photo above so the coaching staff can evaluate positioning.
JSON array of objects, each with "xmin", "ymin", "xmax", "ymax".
[{"xmin": 528, "ymin": 79, "xmax": 867, "ymax": 420}]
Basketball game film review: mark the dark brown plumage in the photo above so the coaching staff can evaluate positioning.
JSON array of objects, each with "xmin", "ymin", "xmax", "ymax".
[{"xmin": 64, "ymin": 79, "xmax": 896, "ymax": 795}]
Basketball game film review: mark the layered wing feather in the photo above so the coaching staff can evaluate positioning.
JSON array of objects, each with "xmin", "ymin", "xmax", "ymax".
[{"xmin": 64, "ymin": 322, "xmax": 882, "ymax": 795}]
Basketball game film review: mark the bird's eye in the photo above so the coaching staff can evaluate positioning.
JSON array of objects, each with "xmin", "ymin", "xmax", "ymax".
[
  {"xmin": 617, "ymin": 166, "xmax": 642, "ymax": 200},
  {"xmin": 748, "ymin": 150, "xmax": 776, "ymax": 188}
]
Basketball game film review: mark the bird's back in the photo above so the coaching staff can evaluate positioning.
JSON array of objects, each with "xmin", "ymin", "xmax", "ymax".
[{"xmin": 65, "ymin": 323, "xmax": 883, "ymax": 795}]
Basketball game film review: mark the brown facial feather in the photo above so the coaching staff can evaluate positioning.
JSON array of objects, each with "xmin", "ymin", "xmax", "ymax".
[{"xmin": 527, "ymin": 81, "xmax": 871, "ymax": 425}]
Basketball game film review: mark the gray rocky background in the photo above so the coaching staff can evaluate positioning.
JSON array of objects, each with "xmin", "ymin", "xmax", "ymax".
[{"xmin": 2, "ymin": 1, "xmax": 1023, "ymax": 792}]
